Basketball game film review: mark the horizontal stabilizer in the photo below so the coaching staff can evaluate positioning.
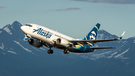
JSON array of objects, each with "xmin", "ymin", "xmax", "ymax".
[{"xmin": 90, "ymin": 47, "xmax": 116, "ymax": 50}]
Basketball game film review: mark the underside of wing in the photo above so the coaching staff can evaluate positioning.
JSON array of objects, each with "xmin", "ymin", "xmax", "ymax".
[
  {"xmin": 69, "ymin": 38, "xmax": 120, "ymax": 44},
  {"xmin": 90, "ymin": 47, "xmax": 116, "ymax": 50}
]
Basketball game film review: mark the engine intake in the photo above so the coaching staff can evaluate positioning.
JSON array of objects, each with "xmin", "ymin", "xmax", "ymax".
[{"xmin": 56, "ymin": 38, "xmax": 61, "ymax": 44}]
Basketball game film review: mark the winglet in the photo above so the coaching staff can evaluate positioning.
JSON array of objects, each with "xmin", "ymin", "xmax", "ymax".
[{"xmin": 120, "ymin": 31, "xmax": 125, "ymax": 39}]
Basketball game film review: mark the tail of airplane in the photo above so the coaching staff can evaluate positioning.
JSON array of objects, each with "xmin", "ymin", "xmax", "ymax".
[{"xmin": 83, "ymin": 23, "xmax": 100, "ymax": 40}]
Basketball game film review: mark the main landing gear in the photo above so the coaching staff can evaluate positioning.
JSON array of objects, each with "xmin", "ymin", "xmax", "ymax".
[
  {"xmin": 64, "ymin": 49, "xmax": 69, "ymax": 54},
  {"xmin": 47, "ymin": 47, "xmax": 70, "ymax": 54},
  {"xmin": 47, "ymin": 47, "xmax": 53, "ymax": 54}
]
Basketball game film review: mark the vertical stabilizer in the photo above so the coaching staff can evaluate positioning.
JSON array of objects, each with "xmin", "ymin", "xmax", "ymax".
[{"xmin": 83, "ymin": 23, "xmax": 100, "ymax": 40}]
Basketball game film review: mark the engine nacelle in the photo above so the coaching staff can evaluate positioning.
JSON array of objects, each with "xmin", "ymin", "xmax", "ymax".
[
  {"xmin": 28, "ymin": 39, "xmax": 43, "ymax": 48},
  {"xmin": 56, "ymin": 38, "xmax": 61, "ymax": 45},
  {"xmin": 55, "ymin": 38, "xmax": 70, "ymax": 48}
]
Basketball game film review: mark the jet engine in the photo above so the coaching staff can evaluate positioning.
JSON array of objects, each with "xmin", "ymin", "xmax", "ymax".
[
  {"xmin": 55, "ymin": 38, "xmax": 70, "ymax": 48},
  {"xmin": 56, "ymin": 38, "xmax": 61, "ymax": 44},
  {"xmin": 28, "ymin": 39, "xmax": 43, "ymax": 48}
]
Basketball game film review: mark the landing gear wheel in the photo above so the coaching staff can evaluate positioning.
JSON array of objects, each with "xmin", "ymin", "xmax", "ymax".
[
  {"xmin": 48, "ymin": 50, "xmax": 50, "ymax": 54},
  {"xmin": 64, "ymin": 50, "xmax": 67, "ymax": 54},
  {"xmin": 64, "ymin": 49, "xmax": 69, "ymax": 54},
  {"xmin": 66, "ymin": 50, "xmax": 69, "ymax": 54},
  {"xmin": 50, "ymin": 50, "xmax": 53, "ymax": 54}
]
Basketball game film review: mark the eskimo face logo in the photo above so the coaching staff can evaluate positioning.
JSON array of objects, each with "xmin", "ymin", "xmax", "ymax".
[
  {"xmin": 33, "ymin": 28, "xmax": 52, "ymax": 38},
  {"xmin": 89, "ymin": 31, "xmax": 96, "ymax": 40},
  {"xmin": 90, "ymin": 35, "xmax": 95, "ymax": 40}
]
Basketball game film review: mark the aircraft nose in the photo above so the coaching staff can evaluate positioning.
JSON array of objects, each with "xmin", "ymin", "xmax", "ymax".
[{"xmin": 20, "ymin": 26, "xmax": 25, "ymax": 33}]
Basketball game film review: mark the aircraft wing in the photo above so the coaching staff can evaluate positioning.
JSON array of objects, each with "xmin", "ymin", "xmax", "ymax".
[
  {"xmin": 69, "ymin": 38, "xmax": 120, "ymax": 44},
  {"xmin": 69, "ymin": 31, "xmax": 125, "ymax": 45}
]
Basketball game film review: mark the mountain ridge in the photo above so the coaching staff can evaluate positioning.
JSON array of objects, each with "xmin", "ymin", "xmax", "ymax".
[{"xmin": 0, "ymin": 21, "xmax": 135, "ymax": 76}]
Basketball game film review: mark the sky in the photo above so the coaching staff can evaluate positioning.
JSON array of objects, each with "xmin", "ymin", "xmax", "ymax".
[{"xmin": 0, "ymin": 0, "xmax": 135, "ymax": 39}]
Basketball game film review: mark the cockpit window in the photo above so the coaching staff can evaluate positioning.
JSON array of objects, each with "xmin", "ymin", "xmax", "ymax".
[{"xmin": 25, "ymin": 24, "xmax": 32, "ymax": 27}]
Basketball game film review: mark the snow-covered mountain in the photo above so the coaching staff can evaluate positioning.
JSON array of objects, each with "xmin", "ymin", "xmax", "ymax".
[{"xmin": 0, "ymin": 21, "xmax": 135, "ymax": 76}]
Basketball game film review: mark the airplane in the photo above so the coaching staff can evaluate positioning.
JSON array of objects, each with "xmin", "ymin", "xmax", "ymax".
[{"xmin": 20, "ymin": 23, "xmax": 125, "ymax": 54}]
